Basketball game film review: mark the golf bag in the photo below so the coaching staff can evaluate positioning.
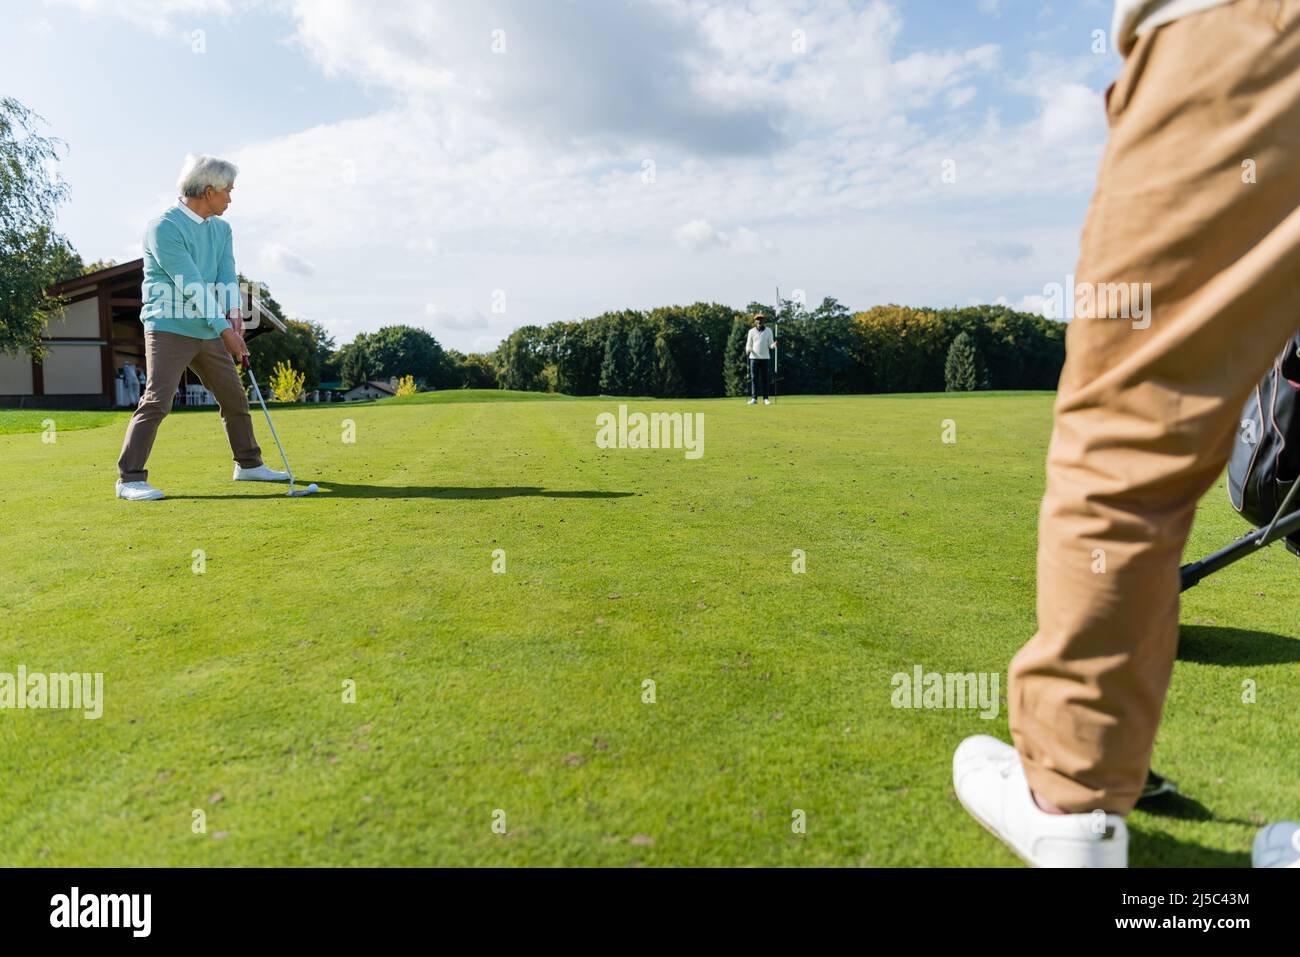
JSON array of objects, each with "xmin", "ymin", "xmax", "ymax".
[
  {"xmin": 1181, "ymin": 330, "xmax": 1300, "ymax": 590},
  {"xmin": 1226, "ymin": 330, "xmax": 1300, "ymax": 555}
]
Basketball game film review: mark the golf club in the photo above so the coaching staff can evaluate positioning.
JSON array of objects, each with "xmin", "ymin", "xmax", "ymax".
[{"xmin": 242, "ymin": 354, "xmax": 317, "ymax": 498}]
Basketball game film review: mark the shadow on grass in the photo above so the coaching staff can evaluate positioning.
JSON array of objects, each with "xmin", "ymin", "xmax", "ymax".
[
  {"xmin": 168, "ymin": 482, "xmax": 636, "ymax": 501},
  {"xmin": 1177, "ymin": 624, "xmax": 1300, "ymax": 666},
  {"xmin": 1129, "ymin": 824, "xmax": 1251, "ymax": 867},
  {"xmin": 1135, "ymin": 789, "xmax": 1262, "ymax": 832}
]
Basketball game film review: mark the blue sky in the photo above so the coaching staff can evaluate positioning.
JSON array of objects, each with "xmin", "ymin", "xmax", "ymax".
[{"xmin": 3, "ymin": 0, "xmax": 1123, "ymax": 352}]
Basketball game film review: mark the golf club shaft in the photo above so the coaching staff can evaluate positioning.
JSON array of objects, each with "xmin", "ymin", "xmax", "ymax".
[
  {"xmin": 773, "ymin": 286, "xmax": 779, "ymax": 403},
  {"xmin": 245, "ymin": 362, "xmax": 296, "ymax": 487}
]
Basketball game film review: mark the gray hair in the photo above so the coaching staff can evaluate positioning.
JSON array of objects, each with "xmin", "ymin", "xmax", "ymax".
[{"xmin": 176, "ymin": 154, "xmax": 238, "ymax": 198}]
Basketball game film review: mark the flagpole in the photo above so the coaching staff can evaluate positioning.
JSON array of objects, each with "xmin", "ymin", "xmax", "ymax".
[{"xmin": 773, "ymin": 286, "xmax": 780, "ymax": 404}]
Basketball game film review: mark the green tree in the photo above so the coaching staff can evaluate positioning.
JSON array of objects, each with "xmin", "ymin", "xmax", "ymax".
[
  {"xmin": 599, "ymin": 324, "xmax": 626, "ymax": 395},
  {"xmin": 853, "ymin": 305, "xmax": 949, "ymax": 393},
  {"xmin": 323, "ymin": 351, "xmax": 346, "ymax": 384},
  {"xmin": 498, "ymin": 325, "xmax": 547, "ymax": 391},
  {"xmin": 249, "ymin": 318, "xmax": 323, "ymax": 390},
  {"xmin": 447, "ymin": 351, "xmax": 499, "ymax": 389},
  {"xmin": 810, "ymin": 296, "xmax": 851, "ymax": 322},
  {"xmin": 363, "ymin": 325, "xmax": 452, "ymax": 388},
  {"xmin": 723, "ymin": 317, "xmax": 749, "ymax": 397},
  {"xmin": 552, "ymin": 318, "xmax": 605, "ymax": 395},
  {"xmin": 624, "ymin": 322, "xmax": 655, "ymax": 396},
  {"xmin": 339, "ymin": 333, "xmax": 380, "ymax": 389},
  {"xmin": 81, "ymin": 258, "xmax": 117, "ymax": 276},
  {"xmin": 655, "ymin": 331, "xmax": 685, "ymax": 397},
  {"xmin": 649, "ymin": 303, "xmax": 734, "ymax": 398},
  {"xmin": 305, "ymin": 320, "xmax": 338, "ymax": 382},
  {"xmin": 0, "ymin": 97, "xmax": 81, "ymax": 360},
  {"xmin": 778, "ymin": 313, "xmax": 861, "ymax": 394},
  {"xmin": 944, "ymin": 330, "xmax": 989, "ymax": 392}
]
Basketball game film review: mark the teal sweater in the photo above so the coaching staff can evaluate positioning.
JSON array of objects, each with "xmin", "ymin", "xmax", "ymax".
[{"xmin": 140, "ymin": 206, "xmax": 241, "ymax": 339}]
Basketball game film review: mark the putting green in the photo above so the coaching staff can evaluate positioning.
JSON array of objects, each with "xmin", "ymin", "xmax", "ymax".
[{"xmin": 0, "ymin": 390, "xmax": 1294, "ymax": 865}]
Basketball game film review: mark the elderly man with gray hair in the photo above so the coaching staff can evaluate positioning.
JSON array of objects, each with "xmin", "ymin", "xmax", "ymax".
[{"xmin": 115, "ymin": 154, "xmax": 288, "ymax": 501}]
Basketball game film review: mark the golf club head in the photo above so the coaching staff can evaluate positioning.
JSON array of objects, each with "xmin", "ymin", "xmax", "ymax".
[{"xmin": 287, "ymin": 483, "xmax": 318, "ymax": 498}]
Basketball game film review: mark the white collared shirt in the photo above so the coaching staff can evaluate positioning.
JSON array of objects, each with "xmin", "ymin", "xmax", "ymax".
[
  {"xmin": 175, "ymin": 199, "xmax": 207, "ymax": 223},
  {"xmin": 1112, "ymin": 0, "xmax": 1234, "ymax": 55}
]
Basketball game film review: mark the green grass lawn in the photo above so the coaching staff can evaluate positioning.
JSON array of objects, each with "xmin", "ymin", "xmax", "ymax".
[
  {"xmin": 0, "ymin": 390, "xmax": 1295, "ymax": 866},
  {"xmin": 0, "ymin": 409, "xmax": 121, "ymax": 435}
]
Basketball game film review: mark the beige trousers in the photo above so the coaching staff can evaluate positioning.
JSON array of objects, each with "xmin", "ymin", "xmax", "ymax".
[
  {"xmin": 117, "ymin": 331, "xmax": 263, "ymax": 483},
  {"xmin": 1008, "ymin": 0, "xmax": 1300, "ymax": 814}
]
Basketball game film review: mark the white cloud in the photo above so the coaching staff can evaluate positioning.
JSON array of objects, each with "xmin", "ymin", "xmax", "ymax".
[
  {"xmin": 947, "ymin": 85, "xmax": 978, "ymax": 109},
  {"xmin": 424, "ymin": 303, "xmax": 490, "ymax": 331},
  {"xmin": 47, "ymin": 0, "xmax": 260, "ymax": 36},
  {"xmin": 892, "ymin": 44, "xmax": 1000, "ymax": 107},
  {"xmin": 405, "ymin": 236, "xmax": 439, "ymax": 255},
  {"xmin": 962, "ymin": 239, "xmax": 1035, "ymax": 262},
  {"xmin": 673, "ymin": 220, "xmax": 772, "ymax": 254},
  {"xmin": 261, "ymin": 242, "xmax": 315, "ymax": 276},
  {"xmin": 288, "ymin": 0, "xmax": 785, "ymax": 155},
  {"xmin": 1037, "ymin": 82, "xmax": 1104, "ymax": 144},
  {"xmin": 673, "ymin": 219, "xmax": 718, "ymax": 252},
  {"xmin": 49, "ymin": 0, "xmax": 1113, "ymax": 349}
]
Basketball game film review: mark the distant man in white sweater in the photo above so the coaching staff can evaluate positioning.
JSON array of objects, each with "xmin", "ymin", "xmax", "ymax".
[
  {"xmin": 744, "ymin": 314, "xmax": 775, "ymax": 405},
  {"xmin": 954, "ymin": 0, "xmax": 1300, "ymax": 867}
]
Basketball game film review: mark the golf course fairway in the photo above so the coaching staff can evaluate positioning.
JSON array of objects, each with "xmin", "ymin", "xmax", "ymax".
[{"xmin": 1, "ymin": 390, "xmax": 1294, "ymax": 866}]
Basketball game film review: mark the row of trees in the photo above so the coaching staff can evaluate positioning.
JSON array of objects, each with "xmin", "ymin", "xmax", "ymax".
[
  {"xmin": 488, "ymin": 298, "xmax": 1065, "ymax": 398},
  {"xmin": 242, "ymin": 295, "xmax": 1065, "ymax": 399}
]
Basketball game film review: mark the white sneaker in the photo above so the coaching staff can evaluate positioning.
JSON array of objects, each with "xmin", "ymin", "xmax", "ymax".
[
  {"xmin": 764, "ymin": 398, "xmax": 771, "ymax": 405},
  {"xmin": 116, "ymin": 479, "xmax": 165, "ymax": 501},
  {"xmin": 747, "ymin": 398, "xmax": 757, "ymax": 405},
  {"xmin": 233, "ymin": 464, "xmax": 290, "ymax": 482},
  {"xmin": 1253, "ymin": 822, "xmax": 1300, "ymax": 868},
  {"xmin": 953, "ymin": 735, "xmax": 1128, "ymax": 867}
]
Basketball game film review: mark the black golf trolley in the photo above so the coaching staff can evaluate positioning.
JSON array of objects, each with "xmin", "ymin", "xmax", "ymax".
[{"xmin": 1180, "ymin": 330, "xmax": 1300, "ymax": 592}]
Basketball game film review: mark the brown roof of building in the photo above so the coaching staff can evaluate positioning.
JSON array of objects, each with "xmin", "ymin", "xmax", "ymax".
[
  {"xmin": 48, "ymin": 259, "xmax": 145, "ymax": 296},
  {"xmin": 350, "ymin": 380, "xmax": 397, "ymax": 395}
]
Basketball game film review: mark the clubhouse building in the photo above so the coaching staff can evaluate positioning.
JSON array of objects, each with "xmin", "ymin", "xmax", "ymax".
[{"xmin": 0, "ymin": 259, "xmax": 282, "ymax": 409}]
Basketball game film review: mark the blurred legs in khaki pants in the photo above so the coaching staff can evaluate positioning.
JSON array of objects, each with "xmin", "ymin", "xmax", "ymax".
[
  {"xmin": 1008, "ymin": 0, "xmax": 1300, "ymax": 814},
  {"xmin": 117, "ymin": 331, "xmax": 263, "ymax": 484}
]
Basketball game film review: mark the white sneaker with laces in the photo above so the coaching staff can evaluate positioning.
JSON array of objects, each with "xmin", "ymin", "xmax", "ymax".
[
  {"xmin": 764, "ymin": 398, "xmax": 771, "ymax": 405},
  {"xmin": 233, "ymin": 463, "xmax": 291, "ymax": 482},
  {"xmin": 116, "ymin": 479, "xmax": 165, "ymax": 501},
  {"xmin": 953, "ymin": 734, "xmax": 1128, "ymax": 867},
  {"xmin": 747, "ymin": 398, "xmax": 757, "ymax": 405}
]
